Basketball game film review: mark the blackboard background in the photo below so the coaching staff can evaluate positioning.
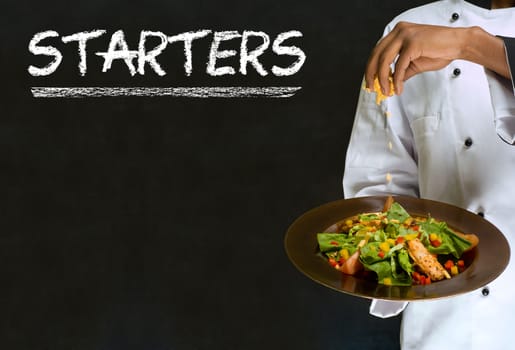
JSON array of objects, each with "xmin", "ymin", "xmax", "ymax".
[{"xmin": 1, "ymin": 1, "xmax": 429, "ymax": 349}]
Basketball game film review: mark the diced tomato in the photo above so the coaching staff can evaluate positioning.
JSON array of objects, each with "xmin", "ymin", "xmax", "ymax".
[
  {"xmin": 330, "ymin": 241, "xmax": 339, "ymax": 246},
  {"xmin": 413, "ymin": 272, "xmax": 431, "ymax": 285},
  {"xmin": 378, "ymin": 251, "xmax": 385, "ymax": 259},
  {"xmin": 457, "ymin": 259, "xmax": 466, "ymax": 272},
  {"xmin": 412, "ymin": 271, "xmax": 421, "ymax": 282},
  {"xmin": 412, "ymin": 225, "xmax": 420, "ymax": 231},
  {"xmin": 328, "ymin": 258, "xmax": 337, "ymax": 267},
  {"xmin": 338, "ymin": 257, "xmax": 346, "ymax": 264},
  {"xmin": 444, "ymin": 260, "xmax": 454, "ymax": 270},
  {"xmin": 395, "ymin": 236, "xmax": 405, "ymax": 245},
  {"xmin": 430, "ymin": 239, "xmax": 442, "ymax": 247},
  {"xmin": 419, "ymin": 275, "xmax": 431, "ymax": 285}
]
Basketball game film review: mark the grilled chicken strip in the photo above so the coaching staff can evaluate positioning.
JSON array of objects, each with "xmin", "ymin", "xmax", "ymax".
[{"xmin": 407, "ymin": 238, "xmax": 451, "ymax": 281}]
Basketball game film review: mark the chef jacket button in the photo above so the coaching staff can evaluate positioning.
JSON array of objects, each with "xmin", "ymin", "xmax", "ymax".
[
  {"xmin": 451, "ymin": 12, "xmax": 460, "ymax": 21},
  {"xmin": 478, "ymin": 212, "xmax": 485, "ymax": 217},
  {"xmin": 482, "ymin": 287, "xmax": 490, "ymax": 296},
  {"xmin": 464, "ymin": 137, "xmax": 473, "ymax": 147},
  {"xmin": 453, "ymin": 68, "xmax": 461, "ymax": 77}
]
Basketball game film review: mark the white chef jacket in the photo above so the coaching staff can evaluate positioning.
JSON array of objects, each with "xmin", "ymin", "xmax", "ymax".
[{"xmin": 342, "ymin": 1, "xmax": 515, "ymax": 349}]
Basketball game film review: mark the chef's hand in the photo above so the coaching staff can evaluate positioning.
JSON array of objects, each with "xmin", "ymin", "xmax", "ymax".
[{"xmin": 365, "ymin": 21, "xmax": 510, "ymax": 95}]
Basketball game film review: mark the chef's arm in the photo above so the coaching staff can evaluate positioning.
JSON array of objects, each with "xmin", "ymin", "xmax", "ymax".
[
  {"xmin": 365, "ymin": 22, "xmax": 513, "ymax": 95},
  {"xmin": 460, "ymin": 28, "xmax": 512, "ymax": 82}
]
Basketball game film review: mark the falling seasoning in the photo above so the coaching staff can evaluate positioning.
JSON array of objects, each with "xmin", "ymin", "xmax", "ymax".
[{"xmin": 386, "ymin": 172, "xmax": 392, "ymax": 184}]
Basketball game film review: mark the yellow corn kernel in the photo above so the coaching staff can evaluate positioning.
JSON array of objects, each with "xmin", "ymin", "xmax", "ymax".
[
  {"xmin": 366, "ymin": 75, "xmax": 395, "ymax": 105},
  {"xmin": 340, "ymin": 249, "xmax": 350, "ymax": 260},
  {"xmin": 379, "ymin": 241, "xmax": 391, "ymax": 253},
  {"xmin": 404, "ymin": 218, "xmax": 413, "ymax": 226},
  {"xmin": 404, "ymin": 233, "xmax": 418, "ymax": 241},
  {"xmin": 451, "ymin": 265, "xmax": 459, "ymax": 276},
  {"xmin": 387, "ymin": 238, "xmax": 396, "ymax": 246},
  {"xmin": 383, "ymin": 278, "xmax": 392, "ymax": 286},
  {"xmin": 345, "ymin": 219, "xmax": 353, "ymax": 227},
  {"xmin": 430, "ymin": 233, "xmax": 439, "ymax": 241}
]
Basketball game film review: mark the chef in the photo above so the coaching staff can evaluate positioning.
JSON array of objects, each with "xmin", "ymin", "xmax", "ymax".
[{"xmin": 342, "ymin": 0, "xmax": 515, "ymax": 349}]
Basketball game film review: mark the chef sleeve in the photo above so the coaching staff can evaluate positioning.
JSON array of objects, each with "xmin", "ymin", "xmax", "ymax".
[
  {"xmin": 369, "ymin": 299, "xmax": 408, "ymax": 318},
  {"xmin": 344, "ymin": 20, "xmax": 420, "ymax": 320},
  {"xmin": 343, "ymin": 86, "xmax": 418, "ymax": 319},
  {"xmin": 485, "ymin": 36, "xmax": 515, "ymax": 145},
  {"xmin": 342, "ymin": 85, "xmax": 419, "ymax": 198}
]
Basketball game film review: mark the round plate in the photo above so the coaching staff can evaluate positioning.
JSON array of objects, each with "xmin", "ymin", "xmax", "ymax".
[{"xmin": 284, "ymin": 196, "xmax": 510, "ymax": 301}]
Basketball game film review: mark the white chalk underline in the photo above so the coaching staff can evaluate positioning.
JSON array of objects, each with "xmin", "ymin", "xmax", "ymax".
[{"xmin": 31, "ymin": 86, "xmax": 302, "ymax": 98}]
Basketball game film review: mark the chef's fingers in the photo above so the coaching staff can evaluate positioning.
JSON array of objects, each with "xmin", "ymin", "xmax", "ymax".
[
  {"xmin": 402, "ymin": 57, "xmax": 451, "ymax": 82},
  {"xmin": 365, "ymin": 30, "xmax": 398, "ymax": 91},
  {"xmin": 375, "ymin": 39, "xmax": 402, "ymax": 96},
  {"xmin": 392, "ymin": 47, "xmax": 419, "ymax": 95},
  {"xmin": 365, "ymin": 45, "xmax": 383, "ymax": 91}
]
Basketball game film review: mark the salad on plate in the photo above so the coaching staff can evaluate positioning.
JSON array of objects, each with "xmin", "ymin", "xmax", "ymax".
[{"xmin": 317, "ymin": 197, "xmax": 479, "ymax": 286}]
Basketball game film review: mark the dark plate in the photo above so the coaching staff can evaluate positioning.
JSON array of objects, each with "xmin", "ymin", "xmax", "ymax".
[{"xmin": 284, "ymin": 196, "xmax": 510, "ymax": 301}]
